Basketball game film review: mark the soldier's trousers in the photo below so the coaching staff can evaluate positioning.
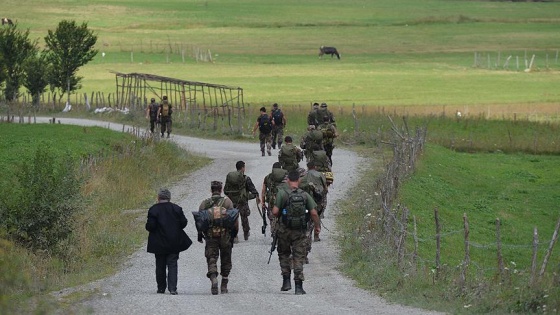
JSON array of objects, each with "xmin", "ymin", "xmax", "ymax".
[
  {"xmin": 237, "ymin": 202, "xmax": 251, "ymax": 234},
  {"xmin": 160, "ymin": 118, "xmax": 172, "ymax": 135},
  {"xmin": 277, "ymin": 225, "xmax": 307, "ymax": 281},
  {"xmin": 259, "ymin": 132, "xmax": 272, "ymax": 154},
  {"xmin": 324, "ymin": 143, "xmax": 334, "ymax": 164},
  {"xmin": 271, "ymin": 125, "xmax": 284, "ymax": 148},
  {"xmin": 205, "ymin": 235, "xmax": 233, "ymax": 278}
]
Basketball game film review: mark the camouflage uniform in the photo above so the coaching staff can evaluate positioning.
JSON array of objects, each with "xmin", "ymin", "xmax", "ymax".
[
  {"xmin": 225, "ymin": 171, "xmax": 259, "ymax": 240},
  {"xmin": 262, "ymin": 168, "xmax": 288, "ymax": 236},
  {"xmin": 274, "ymin": 188, "xmax": 317, "ymax": 281},
  {"xmin": 259, "ymin": 132, "xmax": 272, "ymax": 156},
  {"xmin": 300, "ymin": 127, "xmax": 324, "ymax": 161},
  {"xmin": 270, "ymin": 106, "xmax": 286, "ymax": 149},
  {"xmin": 198, "ymin": 195, "xmax": 236, "ymax": 279},
  {"xmin": 159, "ymin": 99, "xmax": 173, "ymax": 137}
]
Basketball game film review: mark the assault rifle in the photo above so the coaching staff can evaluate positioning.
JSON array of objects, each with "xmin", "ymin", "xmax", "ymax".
[
  {"xmin": 267, "ymin": 231, "xmax": 278, "ymax": 264},
  {"xmin": 256, "ymin": 202, "xmax": 268, "ymax": 236}
]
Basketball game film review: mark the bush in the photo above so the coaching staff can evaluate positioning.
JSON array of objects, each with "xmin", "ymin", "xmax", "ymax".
[{"xmin": 0, "ymin": 145, "xmax": 83, "ymax": 254}]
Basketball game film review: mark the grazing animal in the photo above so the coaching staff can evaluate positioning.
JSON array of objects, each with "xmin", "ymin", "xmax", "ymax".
[
  {"xmin": 1, "ymin": 18, "xmax": 14, "ymax": 26},
  {"xmin": 319, "ymin": 46, "xmax": 340, "ymax": 59}
]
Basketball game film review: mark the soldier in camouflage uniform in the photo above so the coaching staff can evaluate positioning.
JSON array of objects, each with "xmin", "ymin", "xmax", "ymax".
[
  {"xmin": 272, "ymin": 170, "xmax": 320, "ymax": 295},
  {"xmin": 307, "ymin": 102, "xmax": 320, "ymax": 127},
  {"xmin": 261, "ymin": 162, "xmax": 288, "ymax": 236},
  {"xmin": 224, "ymin": 161, "xmax": 260, "ymax": 242},
  {"xmin": 197, "ymin": 181, "xmax": 238, "ymax": 295}
]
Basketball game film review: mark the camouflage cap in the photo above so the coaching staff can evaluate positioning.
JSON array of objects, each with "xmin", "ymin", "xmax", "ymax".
[{"xmin": 320, "ymin": 102, "xmax": 327, "ymax": 108}]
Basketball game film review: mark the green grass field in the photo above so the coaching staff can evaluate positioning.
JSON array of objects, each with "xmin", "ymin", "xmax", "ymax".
[{"xmin": 3, "ymin": 0, "xmax": 560, "ymax": 108}]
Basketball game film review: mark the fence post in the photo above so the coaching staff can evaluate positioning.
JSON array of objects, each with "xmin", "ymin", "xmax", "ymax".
[
  {"xmin": 539, "ymin": 216, "xmax": 560, "ymax": 278},
  {"xmin": 434, "ymin": 207, "xmax": 441, "ymax": 281},
  {"xmin": 496, "ymin": 218, "xmax": 505, "ymax": 281},
  {"xmin": 530, "ymin": 227, "xmax": 538, "ymax": 285},
  {"xmin": 413, "ymin": 215, "xmax": 418, "ymax": 267},
  {"xmin": 460, "ymin": 213, "xmax": 470, "ymax": 289}
]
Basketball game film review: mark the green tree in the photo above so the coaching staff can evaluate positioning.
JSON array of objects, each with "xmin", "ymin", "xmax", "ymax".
[
  {"xmin": 22, "ymin": 53, "xmax": 50, "ymax": 108},
  {"xmin": 44, "ymin": 20, "xmax": 98, "ymax": 105},
  {"xmin": 0, "ymin": 24, "xmax": 37, "ymax": 101}
]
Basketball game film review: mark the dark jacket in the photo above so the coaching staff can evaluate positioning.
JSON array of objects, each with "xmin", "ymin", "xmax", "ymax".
[{"xmin": 146, "ymin": 201, "xmax": 192, "ymax": 254}]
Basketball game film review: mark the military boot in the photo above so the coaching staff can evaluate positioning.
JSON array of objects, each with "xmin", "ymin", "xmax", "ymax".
[
  {"xmin": 221, "ymin": 277, "xmax": 229, "ymax": 294},
  {"xmin": 294, "ymin": 280, "xmax": 306, "ymax": 295},
  {"xmin": 281, "ymin": 275, "xmax": 291, "ymax": 291},
  {"xmin": 210, "ymin": 275, "xmax": 219, "ymax": 295}
]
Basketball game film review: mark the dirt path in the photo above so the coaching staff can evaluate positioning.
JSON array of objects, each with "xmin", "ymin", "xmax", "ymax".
[{"xmin": 43, "ymin": 118, "xmax": 442, "ymax": 315}]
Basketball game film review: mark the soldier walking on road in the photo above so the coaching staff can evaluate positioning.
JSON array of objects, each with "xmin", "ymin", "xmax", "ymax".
[
  {"xmin": 307, "ymin": 102, "xmax": 320, "ymax": 128},
  {"xmin": 272, "ymin": 170, "xmax": 320, "ymax": 295},
  {"xmin": 157, "ymin": 95, "xmax": 173, "ymax": 138},
  {"xmin": 196, "ymin": 181, "xmax": 238, "ymax": 295},
  {"xmin": 278, "ymin": 136, "xmax": 303, "ymax": 172},
  {"xmin": 270, "ymin": 103, "xmax": 286, "ymax": 149},
  {"xmin": 252, "ymin": 107, "xmax": 273, "ymax": 156},
  {"xmin": 145, "ymin": 98, "xmax": 159, "ymax": 133},
  {"xmin": 261, "ymin": 162, "xmax": 288, "ymax": 236},
  {"xmin": 224, "ymin": 161, "xmax": 260, "ymax": 242}
]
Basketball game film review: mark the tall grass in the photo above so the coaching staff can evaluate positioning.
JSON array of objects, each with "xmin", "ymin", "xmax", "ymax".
[
  {"xmin": 337, "ymin": 115, "xmax": 560, "ymax": 314},
  {"xmin": 0, "ymin": 124, "xmax": 207, "ymax": 313}
]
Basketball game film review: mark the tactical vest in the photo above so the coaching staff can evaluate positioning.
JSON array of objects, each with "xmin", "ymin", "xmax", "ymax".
[{"xmin": 281, "ymin": 188, "xmax": 309, "ymax": 230}]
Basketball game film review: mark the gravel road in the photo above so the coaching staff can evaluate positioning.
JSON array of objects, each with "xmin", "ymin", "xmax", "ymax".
[{"xmin": 41, "ymin": 118, "xmax": 443, "ymax": 315}]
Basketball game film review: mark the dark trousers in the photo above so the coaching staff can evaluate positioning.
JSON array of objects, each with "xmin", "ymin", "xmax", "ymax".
[
  {"xmin": 155, "ymin": 252, "xmax": 179, "ymax": 292},
  {"xmin": 149, "ymin": 119, "xmax": 157, "ymax": 133}
]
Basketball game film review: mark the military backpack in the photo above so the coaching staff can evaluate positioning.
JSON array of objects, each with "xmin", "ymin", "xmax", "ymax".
[
  {"xmin": 279, "ymin": 145, "xmax": 300, "ymax": 171},
  {"xmin": 266, "ymin": 168, "xmax": 288, "ymax": 203},
  {"xmin": 224, "ymin": 171, "xmax": 247, "ymax": 204},
  {"xmin": 280, "ymin": 188, "xmax": 309, "ymax": 230},
  {"xmin": 160, "ymin": 103, "xmax": 171, "ymax": 117},
  {"xmin": 300, "ymin": 171, "xmax": 325, "ymax": 203}
]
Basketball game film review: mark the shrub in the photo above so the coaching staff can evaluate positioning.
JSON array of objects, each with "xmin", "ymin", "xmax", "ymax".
[{"xmin": 0, "ymin": 145, "xmax": 83, "ymax": 254}]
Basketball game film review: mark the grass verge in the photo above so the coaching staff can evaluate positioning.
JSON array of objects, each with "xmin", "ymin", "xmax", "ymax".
[{"xmin": 0, "ymin": 124, "xmax": 208, "ymax": 313}]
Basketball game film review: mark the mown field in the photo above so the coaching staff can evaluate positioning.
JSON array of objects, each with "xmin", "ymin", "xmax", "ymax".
[
  {"xmin": 2, "ymin": 0, "xmax": 560, "ymax": 313},
  {"xmin": 3, "ymin": 0, "xmax": 560, "ymax": 111}
]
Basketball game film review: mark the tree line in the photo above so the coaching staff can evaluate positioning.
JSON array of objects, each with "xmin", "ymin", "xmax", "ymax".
[{"xmin": 0, "ymin": 20, "xmax": 97, "ymax": 107}]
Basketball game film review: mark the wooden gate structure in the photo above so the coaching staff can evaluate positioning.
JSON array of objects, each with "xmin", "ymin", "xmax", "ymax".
[{"xmin": 114, "ymin": 72, "xmax": 245, "ymax": 131}]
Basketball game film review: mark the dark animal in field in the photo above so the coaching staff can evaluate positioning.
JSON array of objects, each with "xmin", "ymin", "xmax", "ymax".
[
  {"xmin": 1, "ymin": 18, "xmax": 14, "ymax": 26},
  {"xmin": 319, "ymin": 46, "xmax": 340, "ymax": 59}
]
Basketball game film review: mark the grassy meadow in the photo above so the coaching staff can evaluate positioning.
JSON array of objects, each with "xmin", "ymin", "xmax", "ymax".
[
  {"xmin": 3, "ymin": 0, "xmax": 560, "ymax": 110},
  {"xmin": 2, "ymin": 0, "xmax": 560, "ymax": 313}
]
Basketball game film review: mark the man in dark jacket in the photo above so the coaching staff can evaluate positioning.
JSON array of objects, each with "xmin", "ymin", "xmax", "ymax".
[{"xmin": 146, "ymin": 188, "xmax": 192, "ymax": 295}]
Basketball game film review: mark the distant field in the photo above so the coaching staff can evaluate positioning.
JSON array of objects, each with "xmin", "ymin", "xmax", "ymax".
[{"xmin": 3, "ymin": 0, "xmax": 560, "ymax": 109}]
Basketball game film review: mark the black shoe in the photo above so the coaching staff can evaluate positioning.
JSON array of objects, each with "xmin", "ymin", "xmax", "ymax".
[
  {"xmin": 281, "ymin": 275, "xmax": 291, "ymax": 291},
  {"xmin": 271, "ymin": 144, "xmax": 276, "ymax": 149},
  {"xmin": 157, "ymin": 289, "xmax": 165, "ymax": 294},
  {"xmin": 295, "ymin": 280, "xmax": 306, "ymax": 295},
  {"xmin": 244, "ymin": 231, "xmax": 250, "ymax": 240},
  {"xmin": 167, "ymin": 134, "xmax": 170, "ymax": 138},
  {"xmin": 262, "ymin": 151, "xmax": 265, "ymax": 157},
  {"xmin": 211, "ymin": 277, "xmax": 219, "ymax": 295},
  {"xmin": 221, "ymin": 278, "xmax": 229, "ymax": 294},
  {"xmin": 169, "ymin": 290, "xmax": 178, "ymax": 295}
]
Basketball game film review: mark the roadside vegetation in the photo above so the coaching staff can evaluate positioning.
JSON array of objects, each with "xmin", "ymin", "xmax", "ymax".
[{"xmin": 0, "ymin": 124, "xmax": 207, "ymax": 313}]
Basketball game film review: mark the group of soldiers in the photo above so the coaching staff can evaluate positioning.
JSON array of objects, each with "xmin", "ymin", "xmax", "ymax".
[
  {"xmin": 145, "ymin": 96, "xmax": 173, "ymax": 138},
  {"xmin": 146, "ymin": 102, "xmax": 338, "ymax": 297}
]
